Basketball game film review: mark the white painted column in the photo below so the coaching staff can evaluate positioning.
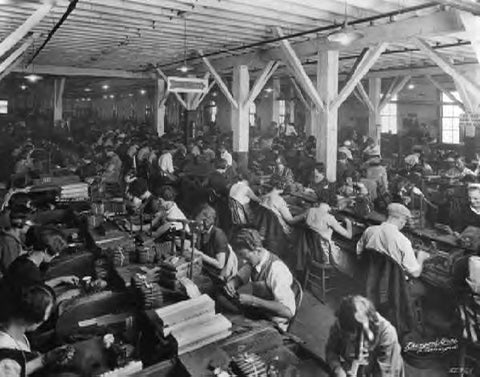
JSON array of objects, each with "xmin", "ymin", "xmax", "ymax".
[
  {"xmin": 368, "ymin": 77, "xmax": 381, "ymax": 143},
  {"xmin": 53, "ymin": 77, "xmax": 65, "ymax": 125},
  {"xmin": 154, "ymin": 78, "xmax": 166, "ymax": 137},
  {"xmin": 272, "ymin": 78, "xmax": 280, "ymax": 124},
  {"xmin": 231, "ymin": 65, "xmax": 250, "ymax": 169},
  {"xmin": 288, "ymin": 99, "xmax": 295, "ymax": 124},
  {"xmin": 317, "ymin": 51, "xmax": 339, "ymax": 182},
  {"xmin": 306, "ymin": 106, "xmax": 318, "ymax": 137}
]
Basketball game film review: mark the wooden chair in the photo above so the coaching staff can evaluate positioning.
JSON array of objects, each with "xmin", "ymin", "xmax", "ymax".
[
  {"xmin": 301, "ymin": 230, "xmax": 335, "ymax": 303},
  {"xmin": 288, "ymin": 277, "xmax": 304, "ymax": 332},
  {"xmin": 303, "ymin": 259, "xmax": 335, "ymax": 304}
]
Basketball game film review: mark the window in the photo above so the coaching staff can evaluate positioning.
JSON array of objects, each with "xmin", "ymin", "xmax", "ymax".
[
  {"xmin": 278, "ymin": 100, "xmax": 286, "ymax": 125},
  {"xmin": 380, "ymin": 94, "xmax": 397, "ymax": 134},
  {"xmin": 249, "ymin": 102, "xmax": 256, "ymax": 126},
  {"xmin": 208, "ymin": 101, "xmax": 217, "ymax": 123},
  {"xmin": 0, "ymin": 100, "xmax": 7, "ymax": 114},
  {"xmin": 441, "ymin": 91, "xmax": 462, "ymax": 144}
]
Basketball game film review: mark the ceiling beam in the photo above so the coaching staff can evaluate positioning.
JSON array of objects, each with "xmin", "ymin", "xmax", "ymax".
[
  {"xmin": 365, "ymin": 62, "xmax": 478, "ymax": 78},
  {"xmin": 331, "ymin": 42, "xmax": 388, "ymax": 110},
  {"xmin": 0, "ymin": 2, "xmax": 53, "ymax": 59},
  {"xmin": 457, "ymin": 10, "xmax": 480, "ymax": 63},
  {"xmin": 245, "ymin": 60, "xmax": 279, "ymax": 106},
  {"xmin": 289, "ymin": 76, "xmax": 311, "ymax": 111},
  {"xmin": 425, "ymin": 74, "xmax": 465, "ymax": 108},
  {"xmin": 356, "ymin": 82, "xmax": 375, "ymax": 113},
  {"xmin": 414, "ymin": 38, "xmax": 480, "ymax": 100},
  {"xmin": 190, "ymin": 9, "xmax": 465, "ymax": 73},
  {"xmin": 11, "ymin": 64, "xmax": 156, "ymax": 79},
  {"xmin": 0, "ymin": 33, "xmax": 37, "ymax": 75},
  {"xmin": 434, "ymin": 0, "xmax": 480, "ymax": 15},
  {"xmin": 379, "ymin": 75, "xmax": 410, "ymax": 110},
  {"xmin": 274, "ymin": 26, "xmax": 325, "ymax": 112},
  {"xmin": 199, "ymin": 50, "xmax": 238, "ymax": 109}
]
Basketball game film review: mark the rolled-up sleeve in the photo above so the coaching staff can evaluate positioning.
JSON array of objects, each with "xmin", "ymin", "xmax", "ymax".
[{"xmin": 267, "ymin": 261, "xmax": 296, "ymax": 315}]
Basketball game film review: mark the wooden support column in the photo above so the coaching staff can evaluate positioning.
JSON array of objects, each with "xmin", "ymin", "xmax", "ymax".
[
  {"xmin": 154, "ymin": 78, "xmax": 167, "ymax": 137},
  {"xmin": 272, "ymin": 78, "xmax": 280, "ymax": 125},
  {"xmin": 231, "ymin": 65, "xmax": 250, "ymax": 170},
  {"xmin": 53, "ymin": 77, "xmax": 65, "ymax": 125},
  {"xmin": 368, "ymin": 77, "xmax": 381, "ymax": 143},
  {"xmin": 317, "ymin": 50, "xmax": 339, "ymax": 181},
  {"xmin": 306, "ymin": 107, "xmax": 319, "ymax": 137}
]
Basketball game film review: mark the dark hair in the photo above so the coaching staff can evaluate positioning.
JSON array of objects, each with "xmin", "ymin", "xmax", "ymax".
[
  {"xmin": 215, "ymin": 158, "xmax": 228, "ymax": 170},
  {"xmin": 195, "ymin": 204, "xmax": 217, "ymax": 226},
  {"xmin": 128, "ymin": 178, "xmax": 148, "ymax": 197},
  {"xmin": 314, "ymin": 163, "xmax": 325, "ymax": 173},
  {"xmin": 25, "ymin": 226, "xmax": 67, "ymax": 256},
  {"xmin": 9, "ymin": 284, "xmax": 56, "ymax": 324},
  {"xmin": 158, "ymin": 185, "xmax": 177, "ymax": 201},
  {"xmin": 336, "ymin": 295, "xmax": 378, "ymax": 334},
  {"xmin": 270, "ymin": 177, "xmax": 287, "ymax": 191},
  {"xmin": 231, "ymin": 228, "xmax": 263, "ymax": 251}
]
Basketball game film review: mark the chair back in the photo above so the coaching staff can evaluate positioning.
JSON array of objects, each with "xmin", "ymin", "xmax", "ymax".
[
  {"xmin": 288, "ymin": 277, "xmax": 303, "ymax": 332},
  {"xmin": 363, "ymin": 249, "xmax": 415, "ymax": 336}
]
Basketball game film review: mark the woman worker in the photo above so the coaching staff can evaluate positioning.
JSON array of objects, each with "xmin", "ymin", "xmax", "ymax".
[{"xmin": 0, "ymin": 284, "xmax": 74, "ymax": 376}]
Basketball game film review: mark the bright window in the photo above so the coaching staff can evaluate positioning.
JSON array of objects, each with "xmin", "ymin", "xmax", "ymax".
[
  {"xmin": 207, "ymin": 101, "xmax": 217, "ymax": 123},
  {"xmin": 278, "ymin": 100, "xmax": 286, "ymax": 125},
  {"xmin": 0, "ymin": 100, "xmax": 7, "ymax": 114},
  {"xmin": 380, "ymin": 94, "xmax": 397, "ymax": 134},
  {"xmin": 249, "ymin": 102, "xmax": 256, "ymax": 126},
  {"xmin": 441, "ymin": 91, "xmax": 462, "ymax": 144}
]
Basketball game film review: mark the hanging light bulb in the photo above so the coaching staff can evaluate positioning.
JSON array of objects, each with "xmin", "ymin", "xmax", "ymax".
[
  {"xmin": 177, "ymin": 16, "xmax": 191, "ymax": 73},
  {"xmin": 20, "ymin": 84, "xmax": 27, "ymax": 90},
  {"xmin": 327, "ymin": 0, "xmax": 363, "ymax": 46},
  {"xmin": 24, "ymin": 73, "xmax": 42, "ymax": 83}
]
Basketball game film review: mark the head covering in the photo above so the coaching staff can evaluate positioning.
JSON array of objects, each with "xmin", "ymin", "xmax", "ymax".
[
  {"xmin": 445, "ymin": 157, "xmax": 455, "ymax": 163},
  {"xmin": 343, "ymin": 140, "xmax": 352, "ymax": 147},
  {"xmin": 387, "ymin": 203, "xmax": 412, "ymax": 219}
]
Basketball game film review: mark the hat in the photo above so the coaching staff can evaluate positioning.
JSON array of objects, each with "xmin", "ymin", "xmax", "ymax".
[
  {"xmin": 387, "ymin": 203, "xmax": 412, "ymax": 219},
  {"xmin": 343, "ymin": 140, "xmax": 352, "ymax": 147},
  {"xmin": 445, "ymin": 157, "xmax": 455, "ymax": 163}
]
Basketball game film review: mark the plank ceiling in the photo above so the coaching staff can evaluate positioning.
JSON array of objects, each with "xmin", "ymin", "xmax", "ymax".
[{"xmin": 0, "ymin": 0, "xmax": 478, "ymax": 97}]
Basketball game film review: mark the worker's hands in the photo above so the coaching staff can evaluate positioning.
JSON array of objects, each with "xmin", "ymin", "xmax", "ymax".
[
  {"xmin": 333, "ymin": 366, "xmax": 347, "ymax": 377},
  {"xmin": 416, "ymin": 250, "xmax": 430, "ymax": 263},
  {"xmin": 238, "ymin": 293, "xmax": 256, "ymax": 307},
  {"xmin": 60, "ymin": 275, "xmax": 80, "ymax": 286},
  {"xmin": 42, "ymin": 345, "xmax": 76, "ymax": 367},
  {"xmin": 224, "ymin": 279, "xmax": 237, "ymax": 298}
]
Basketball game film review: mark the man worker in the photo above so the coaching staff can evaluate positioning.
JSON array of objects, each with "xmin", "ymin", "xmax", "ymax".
[
  {"xmin": 225, "ymin": 228, "xmax": 296, "ymax": 330},
  {"xmin": 356, "ymin": 203, "xmax": 430, "ymax": 279}
]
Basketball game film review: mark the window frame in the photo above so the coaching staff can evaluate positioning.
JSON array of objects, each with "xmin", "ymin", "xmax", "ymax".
[
  {"xmin": 441, "ymin": 91, "xmax": 462, "ymax": 145},
  {"xmin": 380, "ymin": 94, "xmax": 398, "ymax": 134}
]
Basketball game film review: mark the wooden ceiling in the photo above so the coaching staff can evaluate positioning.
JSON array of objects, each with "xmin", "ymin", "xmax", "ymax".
[{"xmin": 1, "ymin": 0, "xmax": 479, "ymax": 97}]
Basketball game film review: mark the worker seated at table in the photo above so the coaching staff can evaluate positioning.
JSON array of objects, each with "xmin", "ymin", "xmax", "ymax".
[
  {"xmin": 356, "ymin": 203, "xmax": 430, "ymax": 296},
  {"xmin": 150, "ymin": 185, "xmax": 189, "ymax": 240},
  {"xmin": 124, "ymin": 178, "xmax": 165, "ymax": 233},
  {"xmin": 225, "ymin": 228, "xmax": 296, "ymax": 330},
  {"xmin": 259, "ymin": 177, "xmax": 296, "ymax": 235},
  {"xmin": 309, "ymin": 163, "xmax": 337, "ymax": 206},
  {"xmin": 326, "ymin": 295, "xmax": 405, "ymax": 377},
  {"xmin": 194, "ymin": 204, "xmax": 237, "ymax": 281},
  {"xmin": 294, "ymin": 202, "xmax": 354, "ymax": 277},
  {"xmin": 0, "ymin": 207, "xmax": 32, "ymax": 279},
  {"xmin": 271, "ymin": 155, "xmax": 294, "ymax": 188},
  {"xmin": 454, "ymin": 184, "xmax": 480, "ymax": 232},
  {"xmin": 444, "ymin": 156, "xmax": 479, "ymax": 179},
  {"xmin": 0, "ymin": 283, "xmax": 76, "ymax": 377},
  {"xmin": 101, "ymin": 145, "xmax": 123, "ymax": 185},
  {"xmin": 1, "ymin": 226, "xmax": 79, "ymax": 302}
]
